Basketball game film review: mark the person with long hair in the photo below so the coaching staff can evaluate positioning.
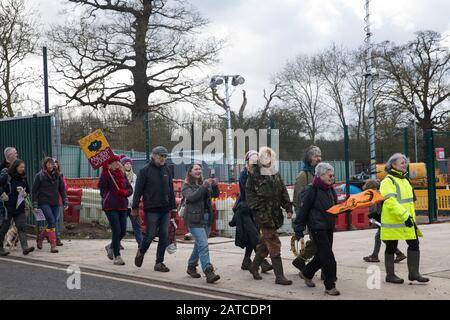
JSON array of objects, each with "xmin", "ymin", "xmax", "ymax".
[
  {"xmin": 54, "ymin": 159, "xmax": 67, "ymax": 246},
  {"xmin": 99, "ymin": 155, "xmax": 133, "ymax": 266},
  {"xmin": 182, "ymin": 163, "xmax": 221, "ymax": 283},
  {"xmin": 120, "ymin": 155, "xmax": 142, "ymax": 248},
  {"xmin": 32, "ymin": 157, "xmax": 68, "ymax": 253},
  {"xmin": 0, "ymin": 159, "xmax": 34, "ymax": 256}
]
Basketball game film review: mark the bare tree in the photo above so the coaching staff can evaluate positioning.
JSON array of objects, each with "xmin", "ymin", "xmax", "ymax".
[
  {"xmin": 211, "ymin": 83, "xmax": 280, "ymax": 128},
  {"xmin": 317, "ymin": 43, "xmax": 350, "ymax": 129},
  {"xmin": 376, "ymin": 30, "xmax": 450, "ymax": 131},
  {"xmin": 276, "ymin": 55, "xmax": 327, "ymax": 143},
  {"xmin": 48, "ymin": 0, "xmax": 223, "ymax": 120},
  {"xmin": 0, "ymin": 0, "xmax": 38, "ymax": 118}
]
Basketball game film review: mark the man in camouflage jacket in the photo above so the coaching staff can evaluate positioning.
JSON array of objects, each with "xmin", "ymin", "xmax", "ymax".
[{"xmin": 245, "ymin": 147, "xmax": 293, "ymax": 285}]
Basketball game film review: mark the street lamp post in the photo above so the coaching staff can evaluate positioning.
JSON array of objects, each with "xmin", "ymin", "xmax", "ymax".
[
  {"xmin": 412, "ymin": 104, "xmax": 419, "ymax": 163},
  {"xmin": 210, "ymin": 75, "xmax": 245, "ymax": 182}
]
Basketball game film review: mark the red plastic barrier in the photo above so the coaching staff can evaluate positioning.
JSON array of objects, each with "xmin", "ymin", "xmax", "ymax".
[
  {"xmin": 335, "ymin": 213, "xmax": 348, "ymax": 232},
  {"xmin": 351, "ymin": 207, "xmax": 369, "ymax": 230},
  {"xmin": 64, "ymin": 188, "xmax": 83, "ymax": 223},
  {"xmin": 218, "ymin": 183, "xmax": 240, "ymax": 198},
  {"xmin": 66, "ymin": 178, "xmax": 99, "ymax": 189},
  {"xmin": 210, "ymin": 200, "xmax": 218, "ymax": 237}
]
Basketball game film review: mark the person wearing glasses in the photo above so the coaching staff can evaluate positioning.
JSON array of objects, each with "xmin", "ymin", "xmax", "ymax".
[
  {"xmin": 294, "ymin": 162, "xmax": 340, "ymax": 296},
  {"xmin": 132, "ymin": 146, "xmax": 177, "ymax": 272}
]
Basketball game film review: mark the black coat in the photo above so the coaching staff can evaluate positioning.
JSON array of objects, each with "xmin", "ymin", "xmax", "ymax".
[
  {"xmin": 32, "ymin": 170, "xmax": 67, "ymax": 207},
  {"xmin": 132, "ymin": 160, "xmax": 176, "ymax": 212},
  {"xmin": 294, "ymin": 184, "xmax": 337, "ymax": 232},
  {"xmin": 0, "ymin": 174, "xmax": 29, "ymax": 215},
  {"xmin": 229, "ymin": 201, "xmax": 259, "ymax": 249}
]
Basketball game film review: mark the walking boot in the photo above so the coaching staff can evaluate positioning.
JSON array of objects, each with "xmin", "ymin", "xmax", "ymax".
[
  {"xmin": 299, "ymin": 271, "xmax": 316, "ymax": 287},
  {"xmin": 204, "ymin": 265, "xmax": 220, "ymax": 283},
  {"xmin": 56, "ymin": 237, "xmax": 64, "ymax": 246},
  {"xmin": 260, "ymin": 259, "xmax": 273, "ymax": 273},
  {"xmin": 36, "ymin": 229, "xmax": 45, "ymax": 250},
  {"xmin": 0, "ymin": 242, "xmax": 10, "ymax": 256},
  {"xmin": 187, "ymin": 264, "xmax": 201, "ymax": 278},
  {"xmin": 407, "ymin": 250, "xmax": 430, "ymax": 283},
  {"xmin": 394, "ymin": 251, "xmax": 407, "ymax": 263},
  {"xmin": 325, "ymin": 287, "xmax": 341, "ymax": 296},
  {"xmin": 292, "ymin": 256, "xmax": 306, "ymax": 271},
  {"xmin": 47, "ymin": 229, "xmax": 59, "ymax": 253},
  {"xmin": 19, "ymin": 232, "xmax": 35, "ymax": 255},
  {"xmin": 385, "ymin": 253, "xmax": 404, "ymax": 284},
  {"xmin": 241, "ymin": 257, "xmax": 252, "ymax": 270},
  {"xmin": 134, "ymin": 249, "xmax": 144, "ymax": 267},
  {"xmin": 271, "ymin": 256, "xmax": 292, "ymax": 285},
  {"xmin": 249, "ymin": 254, "xmax": 264, "ymax": 280}
]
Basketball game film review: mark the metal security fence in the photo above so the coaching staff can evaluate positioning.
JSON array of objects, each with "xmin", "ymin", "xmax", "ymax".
[
  {"xmin": 59, "ymin": 143, "xmax": 354, "ymax": 184},
  {"xmin": 0, "ymin": 114, "xmax": 55, "ymax": 225}
]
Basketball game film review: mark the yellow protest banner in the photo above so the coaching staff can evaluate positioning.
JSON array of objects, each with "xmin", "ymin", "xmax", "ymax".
[{"xmin": 78, "ymin": 129, "xmax": 114, "ymax": 169}]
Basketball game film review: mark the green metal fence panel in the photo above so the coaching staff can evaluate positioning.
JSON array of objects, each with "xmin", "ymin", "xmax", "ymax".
[{"xmin": 0, "ymin": 114, "xmax": 54, "ymax": 225}]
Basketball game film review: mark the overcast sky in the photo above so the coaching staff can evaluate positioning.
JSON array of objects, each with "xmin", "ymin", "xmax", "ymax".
[{"xmin": 30, "ymin": 0, "xmax": 450, "ymax": 116}]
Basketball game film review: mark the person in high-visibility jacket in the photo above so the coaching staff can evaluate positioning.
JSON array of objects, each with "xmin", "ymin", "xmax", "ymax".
[{"xmin": 379, "ymin": 153, "xmax": 429, "ymax": 284}]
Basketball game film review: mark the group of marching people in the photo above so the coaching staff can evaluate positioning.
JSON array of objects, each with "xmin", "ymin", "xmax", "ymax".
[
  {"xmin": 0, "ymin": 147, "xmax": 68, "ymax": 256},
  {"xmin": 1, "ymin": 143, "xmax": 430, "ymax": 294},
  {"xmin": 232, "ymin": 146, "xmax": 429, "ymax": 296}
]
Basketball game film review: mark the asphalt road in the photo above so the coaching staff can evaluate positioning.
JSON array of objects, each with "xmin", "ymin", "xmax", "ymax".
[{"xmin": 0, "ymin": 258, "xmax": 220, "ymax": 300}]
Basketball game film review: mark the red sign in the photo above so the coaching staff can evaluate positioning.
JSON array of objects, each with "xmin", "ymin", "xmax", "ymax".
[
  {"xmin": 88, "ymin": 147, "xmax": 115, "ymax": 169},
  {"xmin": 436, "ymin": 148, "xmax": 445, "ymax": 160}
]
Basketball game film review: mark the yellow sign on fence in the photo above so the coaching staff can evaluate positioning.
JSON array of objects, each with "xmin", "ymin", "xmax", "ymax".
[{"xmin": 78, "ymin": 129, "xmax": 114, "ymax": 169}]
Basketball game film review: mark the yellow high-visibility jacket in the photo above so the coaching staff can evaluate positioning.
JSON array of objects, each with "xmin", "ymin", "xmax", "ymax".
[{"xmin": 379, "ymin": 174, "xmax": 418, "ymax": 241}]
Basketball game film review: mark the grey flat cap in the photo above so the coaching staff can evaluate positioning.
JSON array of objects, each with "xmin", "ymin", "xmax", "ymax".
[{"xmin": 152, "ymin": 146, "xmax": 169, "ymax": 156}]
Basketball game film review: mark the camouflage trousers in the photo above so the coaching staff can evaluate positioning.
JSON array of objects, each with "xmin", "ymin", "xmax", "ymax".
[{"xmin": 256, "ymin": 228, "xmax": 282, "ymax": 258}]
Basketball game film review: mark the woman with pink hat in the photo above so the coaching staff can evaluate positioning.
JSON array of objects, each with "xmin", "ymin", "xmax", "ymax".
[{"xmin": 99, "ymin": 155, "xmax": 133, "ymax": 265}]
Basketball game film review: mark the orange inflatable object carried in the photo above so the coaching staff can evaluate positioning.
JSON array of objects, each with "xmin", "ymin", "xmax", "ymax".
[{"xmin": 326, "ymin": 190, "xmax": 385, "ymax": 215}]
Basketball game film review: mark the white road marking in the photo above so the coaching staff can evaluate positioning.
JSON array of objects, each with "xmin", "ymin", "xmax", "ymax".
[{"xmin": 0, "ymin": 258, "xmax": 232, "ymax": 300}]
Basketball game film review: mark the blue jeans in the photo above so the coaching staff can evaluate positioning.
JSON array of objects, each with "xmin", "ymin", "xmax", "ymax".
[
  {"xmin": 40, "ymin": 205, "xmax": 60, "ymax": 229},
  {"xmin": 372, "ymin": 228, "xmax": 382, "ymax": 257},
  {"xmin": 127, "ymin": 208, "xmax": 143, "ymax": 248},
  {"xmin": 105, "ymin": 210, "xmax": 128, "ymax": 258},
  {"xmin": 56, "ymin": 206, "xmax": 63, "ymax": 238},
  {"xmin": 140, "ymin": 211, "xmax": 169, "ymax": 264},
  {"xmin": 188, "ymin": 223, "xmax": 212, "ymax": 273}
]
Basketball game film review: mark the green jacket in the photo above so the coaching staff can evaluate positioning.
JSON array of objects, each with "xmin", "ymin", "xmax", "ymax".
[
  {"xmin": 245, "ymin": 165, "xmax": 293, "ymax": 229},
  {"xmin": 293, "ymin": 170, "xmax": 315, "ymax": 209}
]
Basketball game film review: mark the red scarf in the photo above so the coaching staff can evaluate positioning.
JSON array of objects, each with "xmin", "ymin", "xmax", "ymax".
[
  {"xmin": 110, "ymin": 168, "xmax": 125, "ymax": 190},
  {"xmin": 313, "ymin": 176, "xmax": 333, "ymax": 191}
]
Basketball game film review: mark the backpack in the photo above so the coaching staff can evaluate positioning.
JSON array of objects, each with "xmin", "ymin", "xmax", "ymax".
[{"xmin": 299, "ymin": 184, "xmax": 337, "ymax": 210}]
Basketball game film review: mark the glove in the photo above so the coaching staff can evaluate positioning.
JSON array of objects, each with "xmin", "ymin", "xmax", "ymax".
[
  {"xmin": 63, "ymin": 199, "xmax": 69, "ymax": 209},
  {"xmin": 405, "ymin": 216, "xmax": 414, "ymax": 228},
  {"xmin": 295, "ymin": 229, "xmax": 304, "ymax": 241},
  {"xmin": 0, "ymin": 192, "xmax": 8, "ymax": 202},
  {"xmin": 117, "ymin": 189, "xmax": 129, "ymax": 198}
]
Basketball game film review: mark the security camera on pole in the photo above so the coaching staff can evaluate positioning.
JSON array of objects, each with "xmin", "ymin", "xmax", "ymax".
[{"xmin": 210, "ymin": 75, "xmax": 245, "ymax": 182}]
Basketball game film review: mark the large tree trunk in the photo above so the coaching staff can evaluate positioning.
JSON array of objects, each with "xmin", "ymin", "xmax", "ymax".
[{"xmin": 132, "ymin": 12, "xmax": 151, "ymax": 121}]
